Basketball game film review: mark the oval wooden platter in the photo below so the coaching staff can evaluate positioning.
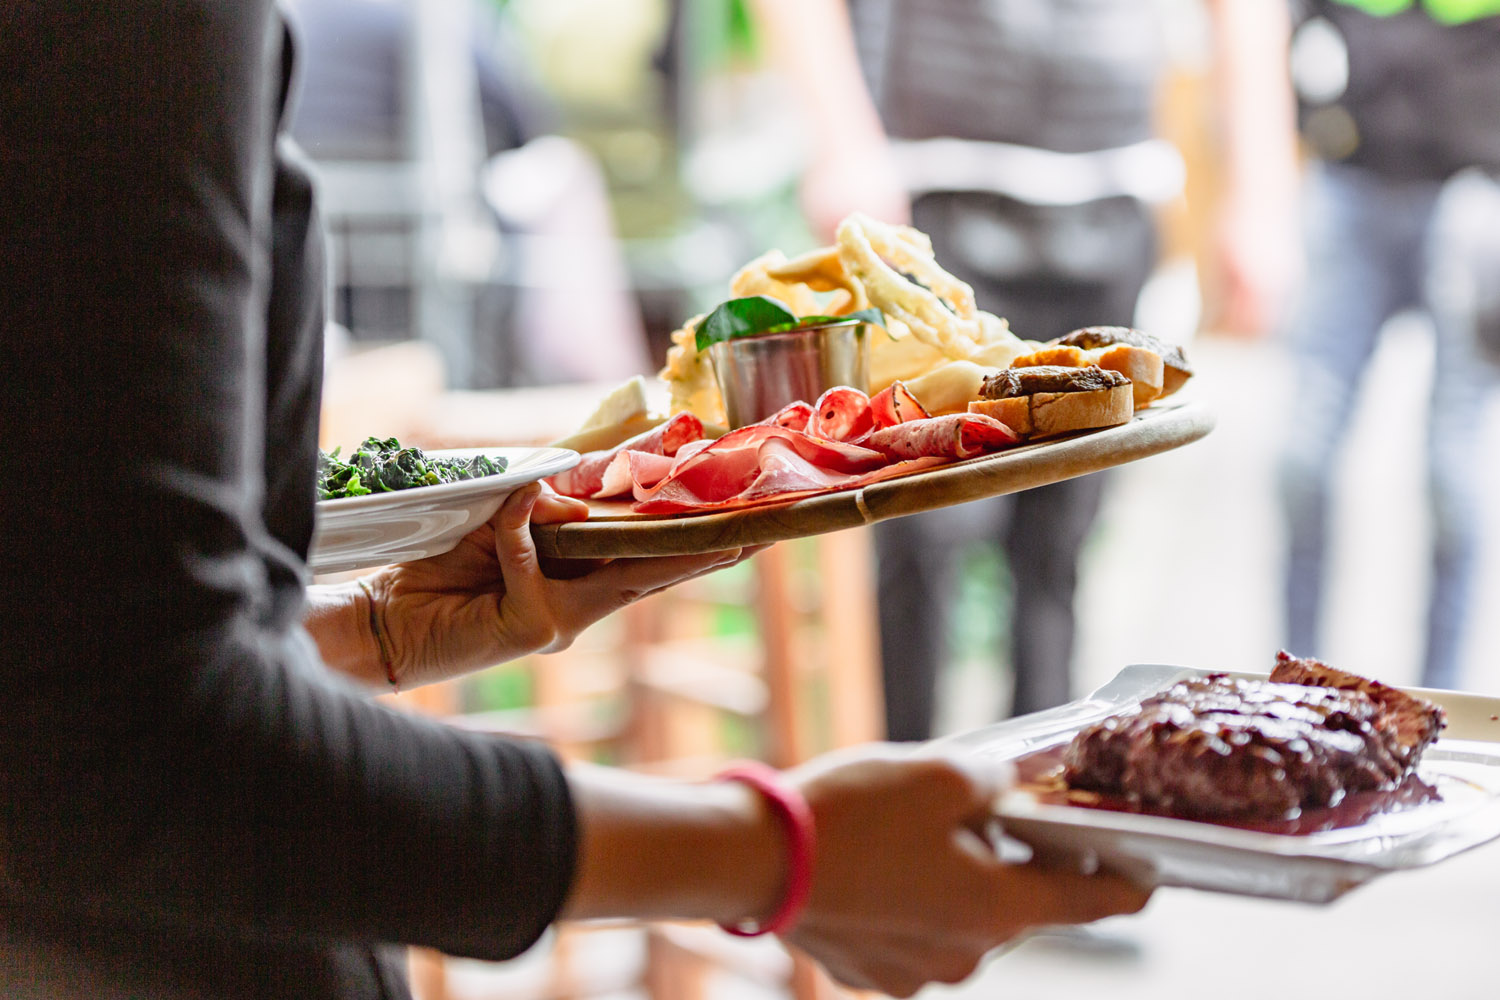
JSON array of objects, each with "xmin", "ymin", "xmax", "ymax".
[{"xmin": 531, "ymin": 398, "xmax": 1214, "ymax": 559}]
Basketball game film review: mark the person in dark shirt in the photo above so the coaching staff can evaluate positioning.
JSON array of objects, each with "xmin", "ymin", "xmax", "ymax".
[{"xmin": 0, "ymin": 5, "xmax": 1147, "ymax": 998}]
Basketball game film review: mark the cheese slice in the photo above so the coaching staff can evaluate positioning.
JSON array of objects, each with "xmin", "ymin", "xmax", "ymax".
[{"xmin": 578, "ymin": 375, "xmax": 650, "ymax": 432}]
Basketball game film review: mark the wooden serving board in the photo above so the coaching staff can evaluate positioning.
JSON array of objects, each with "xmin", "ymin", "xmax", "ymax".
[{"xmin": 531, "ymin": 398, "xmax": 1214, "ymax": 559}]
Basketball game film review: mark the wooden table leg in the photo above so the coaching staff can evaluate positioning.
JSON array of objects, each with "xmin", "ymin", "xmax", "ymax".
[
  {"xmin": 815, "ymin": 528, "xmax": 885, "ymax": 746},
  {"xmin": 755, "ymin": 543, "xmax": 808, "ymax": 769}
]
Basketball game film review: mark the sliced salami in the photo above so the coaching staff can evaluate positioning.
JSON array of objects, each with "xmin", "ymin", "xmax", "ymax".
[
  {"xmin": 864, "ymin": 412, "xmax": 1019, "ymax": 461},
  {"xmin": 762, "ymin": 401, "xmax": 815, "ymax": 430},
  {"xmin": 806, "ymin": 386, "xmax": 875, "ymax": 442},
  {"xmin": 868, "ymin": 381, "xmax": 930, "ymax": 429}
]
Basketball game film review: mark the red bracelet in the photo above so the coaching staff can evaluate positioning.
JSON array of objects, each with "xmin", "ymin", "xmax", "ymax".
[{"xmin": 716, "ymin": 761, "xmax": 816, "ymax": 938}]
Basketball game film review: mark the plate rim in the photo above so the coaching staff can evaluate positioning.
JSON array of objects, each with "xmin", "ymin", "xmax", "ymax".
[
  {"xmin": 314, "ymin": 445, "xmax": 579, "ymax": 516},
  {"xmin": 308, "ymin": 445, "xmax": 580, "ymax": 574}
]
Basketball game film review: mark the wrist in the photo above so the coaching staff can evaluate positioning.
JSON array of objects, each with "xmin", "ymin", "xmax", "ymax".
[
  {"xmin": 716, "ymin": 761, "xmax": 816, "ymax": 937},
  {"xmin": 706, "ymin": 777, "xmax": 788, "ymax": 928},
  {"xmin": 301, "ymin": 578, "xmax": 397, "ymax": 690}
]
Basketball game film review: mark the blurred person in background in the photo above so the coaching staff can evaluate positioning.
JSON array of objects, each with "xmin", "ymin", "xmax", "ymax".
[
  {"xmin": 1279, "ymin": 0, "xmax": 1500, "ymax": 691},
  {"xmin": 752, "ymin": 0, "xmax": 1299, "ymax": 738}
]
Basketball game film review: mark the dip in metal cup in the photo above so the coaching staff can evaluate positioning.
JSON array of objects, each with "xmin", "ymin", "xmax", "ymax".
[{"xmin": 707, "ymin": 319, "xmax": 872, "ymax": 428}]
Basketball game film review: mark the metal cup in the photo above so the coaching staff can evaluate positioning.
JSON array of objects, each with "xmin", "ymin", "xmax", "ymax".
[{"xmin": 707, "ymin": 319, "xmax": 872, "ymax": 428}]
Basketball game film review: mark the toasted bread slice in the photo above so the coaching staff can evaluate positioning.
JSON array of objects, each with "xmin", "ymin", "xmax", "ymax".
[
  {"xmin": 969, "ymin": 378, "xmax": 1133, "ymax": 439},
  {"xmin": 968, "ymin": 396, "xmax": 1035, "ymax": 436},
  {"xmin": 1092, "ymin": 344, "xmax": 1165, "ymax": 408},
  {"xmin": 1010, "ymin": 340, "xmax": 1165, "ymax": 411},
  {"xmin": 1010, "ymin": 344, "xmax": 1088, "ymax": 369},
  {"xmin": 1056, "ymin": 326, "xmax": 1192, "ymax": 399}
]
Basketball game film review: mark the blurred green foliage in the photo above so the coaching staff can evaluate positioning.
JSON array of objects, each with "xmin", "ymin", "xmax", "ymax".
[
  {"xmin": 463, "ymin": 662, "xmax": 534, "ymax": 712},
  {"xmin": 952, "ymin": 546, "xmax": 1012, "ymax": 669},
  {"xmin": 694, "ymin": 0, "xmax": 761, "ymax": 70}
]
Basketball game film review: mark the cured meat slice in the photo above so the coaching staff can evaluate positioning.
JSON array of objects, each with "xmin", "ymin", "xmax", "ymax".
[
  {"xmin": 633, "ymin": 453, "xmax": 952, "ymax": 515},
  {"xmin": 806, "ymin": 386, "xmax": 875, "ymax": 442},
  {"xmin": 554, "ymin": 381, "xmax": 1021, "ymax": 509},
  {"xmin": 763, "ymin": 401, "xmax": 815, "ymax": 430},
  {"xmin": 865, "ymin": 412, "xmax": 1019, "ymax": 461},
  {"xmin": 548, "ymin": 412, "xmax": 704, "ymax": 498},
  {"xmin": 632, "ymin": 424, "xmax": 888, "ymax": 513},
  {"xmin": 868, "ymin": 381, "xmax": 929, "ymax": 428},
  {"xmin": 591, "ymin": 450, "xmax": 677, "ymax": 499}
]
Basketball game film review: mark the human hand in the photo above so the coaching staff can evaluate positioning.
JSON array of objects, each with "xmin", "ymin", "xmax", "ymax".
[
  {"xmin": 1206, "ymin": 198, "xmax": 1303, "ymax": 338},
  {"xmin": 364, "ymin": 483, "xmax": 752, "ymax": 688},
  {"xmin": 783, "ymin": 746, "xmax": 1151, "ymax": 997}
]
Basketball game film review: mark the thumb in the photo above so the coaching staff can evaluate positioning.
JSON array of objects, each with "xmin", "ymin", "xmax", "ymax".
[{"xmin": 492, "ymin": 483, "xmax": 546, "ymax": 592}]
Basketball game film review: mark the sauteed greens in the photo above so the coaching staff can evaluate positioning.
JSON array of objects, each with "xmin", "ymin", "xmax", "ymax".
[{"xmin": 317, "ymin": 437, "xmax": 507, "ymax": 500}]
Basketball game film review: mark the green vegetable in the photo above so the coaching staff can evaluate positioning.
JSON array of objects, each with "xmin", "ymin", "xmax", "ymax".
[
  {"xmin": 317, "ymin": 436, "xmax": 507, "ymax": 500},
  {"xmin": 694, "ymin": 295, "xmax": 886, "ymax": 353}
]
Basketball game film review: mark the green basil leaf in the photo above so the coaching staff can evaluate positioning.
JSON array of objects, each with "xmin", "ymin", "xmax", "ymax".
[
  {"xmin": 695, "ymin": 295, "xmax": 799, "ymax": 352},
  {"xmin": 695, "ymin": 299, "xmax": 892, "ymax": 352},
  {"xmin": 765, "ymin": 308, "xmax": 889, "ymax": 337},
  {"xmin": 790, "ymin": 308, "xmax": 887, "ymax": 331}
]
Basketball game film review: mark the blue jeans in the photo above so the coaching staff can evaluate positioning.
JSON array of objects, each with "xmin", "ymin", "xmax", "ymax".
[{"xmin": 1279, "ymin": 162, "xmax": 1496, "ymax": 690}]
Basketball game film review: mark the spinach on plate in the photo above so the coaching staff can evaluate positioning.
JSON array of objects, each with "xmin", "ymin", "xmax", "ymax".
[{"xmin": 317, "ymin": 436, "xmax": 507, "ymax": 500}]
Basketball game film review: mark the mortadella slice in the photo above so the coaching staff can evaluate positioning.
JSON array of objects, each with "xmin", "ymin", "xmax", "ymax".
[{"xmin": 863, "ymin": 412, "xmax": 1020, "ymax": 461}]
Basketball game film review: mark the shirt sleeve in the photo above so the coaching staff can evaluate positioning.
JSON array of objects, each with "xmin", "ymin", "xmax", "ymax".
[{"xmin": 0, "ymin": 1, "xmax": 576, "ymax": 961}]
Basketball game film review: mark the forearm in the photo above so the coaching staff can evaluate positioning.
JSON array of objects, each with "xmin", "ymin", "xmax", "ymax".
[
  {"xmin": 1206, "ymin": 0, "xmax": 1300, "ymax": 212},
  {"xmin": 562, "ymin": 764, "xmax": 783, "ymax": 925},
  {"xmin": 748, "ymin": 0, "xmax": 909, "ymax": 236},
  {"xmin": 749, "ymin": 0, "xmax": 887, "ymax": 151}
]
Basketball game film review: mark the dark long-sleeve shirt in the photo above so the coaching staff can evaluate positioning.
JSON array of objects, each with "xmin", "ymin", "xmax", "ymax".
[{"xmin": 0, "ymin": 5, "xmax": 576, "ymax": 997}]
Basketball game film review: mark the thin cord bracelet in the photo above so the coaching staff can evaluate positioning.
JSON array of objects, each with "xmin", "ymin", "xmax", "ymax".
[
  {"xmin": 356, "ymin": 577, "xmax": 400, "ymax": 692},
  {"xmin": 716, "ymin": 761, "xmax": 816, "ymax": 938}
]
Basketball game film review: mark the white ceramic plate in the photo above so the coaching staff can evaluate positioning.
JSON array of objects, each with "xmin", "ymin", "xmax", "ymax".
[
  {"xmin": 937, "ymin": 665, "xmax": 1500, "ymax": 904},
  {"xmin": 310, "ymin": 447, "xmax": 579, "ymax": 575}
]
